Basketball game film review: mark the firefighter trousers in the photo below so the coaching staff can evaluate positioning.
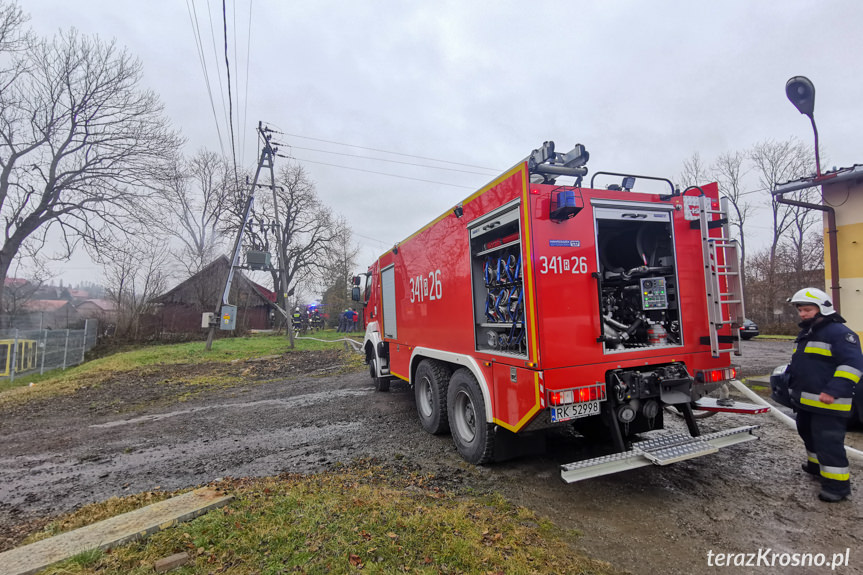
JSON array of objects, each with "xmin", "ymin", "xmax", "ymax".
[{"xmin": 796, "ymin": 410, "xmax": 851, "ymax": 497}]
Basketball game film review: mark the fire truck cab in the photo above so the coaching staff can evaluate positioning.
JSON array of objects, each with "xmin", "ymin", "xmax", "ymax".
[{"xmin": 354, "ymin": 141, "xmax": 763, "ymax": 482}]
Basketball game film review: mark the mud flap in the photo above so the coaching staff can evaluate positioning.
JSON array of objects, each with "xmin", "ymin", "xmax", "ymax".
[{"xmin": 559, "ymin": 425, "xmax": 760, "ymax": 483}]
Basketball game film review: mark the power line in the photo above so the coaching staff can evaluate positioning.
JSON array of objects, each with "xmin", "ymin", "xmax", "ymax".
[
  {"xmin": 221, "ymin": 0, "xmax": 239, "ymax": 186},
  {"xmin": 277, "ymin": 153, "xmax": 477, "ymax": 189},
  {"xmin": 272, "ymin": 131, "xmax": 502, "ymax": 172},
  {"xmin": 353, "ymin": 231, "xmax": 389, "ymax": 248},
  {"xmin": 279, "ymin": 144, "xmax": 496, "ymax": 176},
  {"xmin": 204, "ymin": 0, "xmax": 230, "ymax": 136},
  {"xmin": 186, "ymin": 0, "xmax": 225, "ymax": 155},
  {"xmin": 241, "ymin": 0, "xmax": 253, "ymax": 165}
]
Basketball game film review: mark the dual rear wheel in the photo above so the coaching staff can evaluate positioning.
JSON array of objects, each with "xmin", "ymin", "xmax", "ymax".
[{"xmin": 414, "ymin": 360, "xmax": 494, "ymax": 465}]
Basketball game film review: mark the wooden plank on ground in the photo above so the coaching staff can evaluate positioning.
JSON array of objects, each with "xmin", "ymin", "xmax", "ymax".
[{"xmin": 0, "ymin": 487, "xmax": 233, "ymax": 575}]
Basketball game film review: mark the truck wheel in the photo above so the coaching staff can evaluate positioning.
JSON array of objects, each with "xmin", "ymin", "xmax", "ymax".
[
  {"xmin": 447, "ymin": 369, "xmax": 494, "ymax": 464},
  {"xmin": 369, "ymin": 357, "xmax": 390, "ymax": 392},
  {"xmin": 415, "ymin": 359, "xmax": 450, "ymax": 434}
]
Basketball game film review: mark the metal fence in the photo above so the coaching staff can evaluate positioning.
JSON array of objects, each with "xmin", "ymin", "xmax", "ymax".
[{"xmin": 0, "ymin": 320, "xmax": 99, "ymax": 382}]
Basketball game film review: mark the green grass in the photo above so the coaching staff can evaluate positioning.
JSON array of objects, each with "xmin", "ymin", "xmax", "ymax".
[
  {"xmin": 0, "ymin": 330, "xmax": 363, "ymax": 400},
  {"xmin": 36, "ymin": 461, "xmax": 618, "ymax": 575},
  {"xmin": 96, "ymin": 330, "xmax": 359, "ymax": 369}
]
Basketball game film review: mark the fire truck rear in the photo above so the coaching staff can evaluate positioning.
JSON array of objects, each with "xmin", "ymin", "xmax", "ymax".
[{"xmin": 353, "ymin": 141, "xmax": 764, "ymax": 482}]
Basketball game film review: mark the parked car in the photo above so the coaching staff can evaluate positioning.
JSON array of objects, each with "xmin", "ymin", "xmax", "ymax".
[{"xmin": 739, "ymin": 318, "xmax": 759, "ymax": 340}]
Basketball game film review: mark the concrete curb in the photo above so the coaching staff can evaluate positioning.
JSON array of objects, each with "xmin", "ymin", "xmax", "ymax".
[{"xmin": 0, "ymin": 487, "xmax": 233, "ymax": 575}]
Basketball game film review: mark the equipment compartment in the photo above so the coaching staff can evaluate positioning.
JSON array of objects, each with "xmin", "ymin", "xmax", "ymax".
[
  {"xmin": 469, "ymin": 203, "xmax": 527, "ymax": 357},
  {"xmin": 593, "ymin": 204, "xmax": 683, "ymax": 353}
]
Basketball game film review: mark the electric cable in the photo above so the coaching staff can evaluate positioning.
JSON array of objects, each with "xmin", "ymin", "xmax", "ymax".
[
  {"xmin": 221, "ymin": 0, "xmax": 239, "ymax": 189},
  {"xmin": 241, "ymin": 0, "xmax": 253, "ymax": 165},
  {"xmin": 186, "ymin": 0, "xmax": 226, "ymax": 156},
  {"xmin": 204, "ymin": 0, "xmax": 230, "ymax": 136},
  {"xmin": 269, "ymin": 130, "xmax": 502, "ymax": 172},
  {"xmin": 281, "ymin": 144, "xmax": 496, "ymax": 176},
  {"xmin": 275, "ymin": 153, "xmax": 477, "ymax": 189}
]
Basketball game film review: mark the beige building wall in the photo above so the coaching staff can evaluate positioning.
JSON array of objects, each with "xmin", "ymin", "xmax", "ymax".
[{"xmin": 823, "ymin": 179, "xmax": 863, "ymax": 338}]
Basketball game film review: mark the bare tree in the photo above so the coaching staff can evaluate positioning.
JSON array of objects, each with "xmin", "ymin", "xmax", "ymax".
[
  {"xmin": 679, "ymin": 152, "xmax": 710, "ymax": 189},
  {"xmin": 269, "ymin": 165, "xmax": 351, "ymax": 305},
  {"xmin": 0, "ymin": 1, "xmax": 27, "ymax": 56},
  {"xmin": 750, "ymin": 139, "xmax": 815, "ymax": 259},
  {"xmin": 100, "ymin": 236, "xmax": 170, "ymax": 340},
  {"xmin": 320, "ymin": 225, "xmax": 360, "ymax": 328},
  {"xmin": 0, "ymin": 12, "xmax": 182, "ymax": 306},
  {"xmin": 151, "ymin": 149, "xmax": 232, "ymax": 276},
  {"xmin": 711, "ymin": 151, "xmax": 753, "ymax": 294},
  {"xmin": 749, "ymin": 138, "xmax": 817, "ymax": 314}
]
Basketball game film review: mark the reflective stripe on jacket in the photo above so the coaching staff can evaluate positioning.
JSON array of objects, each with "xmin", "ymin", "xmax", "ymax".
[{"xmin": 789, "ymin": 317, "xmax": 863, "ymax": 418}]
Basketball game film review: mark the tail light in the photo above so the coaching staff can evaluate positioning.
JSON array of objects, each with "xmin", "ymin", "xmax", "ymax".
[
  {"xmin": 695, "ymin": 367, "xmax": 737, "ymax": 383},
  {"xmin": 548, "ymin": 383, "xmax": 606, "ymax": 406}
]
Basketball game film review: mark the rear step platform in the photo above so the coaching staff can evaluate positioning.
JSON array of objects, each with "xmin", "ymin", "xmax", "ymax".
[
  {"xmin": 560, "ymin": 425, "xmax": 760, "ymax": 483},
  {"xmin": 693, "ymin": 397, "xmax": 770, "ymax": 414}
]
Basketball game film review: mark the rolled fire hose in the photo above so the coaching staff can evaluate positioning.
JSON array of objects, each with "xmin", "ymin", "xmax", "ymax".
[{"xmin": 729, "ymin": 379, "xmax": 863, "ymax": 464}]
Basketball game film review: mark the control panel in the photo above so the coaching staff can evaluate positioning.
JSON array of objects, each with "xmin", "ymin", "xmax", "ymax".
[{"xmin": 640, "ymin": 277, "xmax": 668, "ymax": 310}]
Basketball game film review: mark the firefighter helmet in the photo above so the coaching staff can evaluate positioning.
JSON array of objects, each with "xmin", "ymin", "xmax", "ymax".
[{"xmin": 788, "ymin": 287, "xmax": 835, "ymax": 316}]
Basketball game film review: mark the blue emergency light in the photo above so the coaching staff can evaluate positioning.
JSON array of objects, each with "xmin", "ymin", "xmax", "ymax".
[{"xmin": 550, "ymin": 189, "xmax": 583, "ymax": 222}]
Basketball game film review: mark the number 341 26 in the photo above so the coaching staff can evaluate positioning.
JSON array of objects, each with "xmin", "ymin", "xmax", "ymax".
[
  {"xmin": 539, "ymin": 256, "xmax": 588, "ymax": 274},
  {"xmin": 410, "ymin": 269, "xmax": 442, "ymax": 303}
]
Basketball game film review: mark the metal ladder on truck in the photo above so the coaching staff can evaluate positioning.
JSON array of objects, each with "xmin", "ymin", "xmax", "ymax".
[{"xmin": 697, "ymin": 195, "xmax": 744, "ymax": 358}]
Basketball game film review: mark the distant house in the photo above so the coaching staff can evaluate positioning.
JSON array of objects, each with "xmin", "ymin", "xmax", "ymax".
[
  {"xmin": 152, "ymin": 256, "xmax": 277, "ymax": 333},
  {"xmin": 21, "ymin": 299, "xmax": 79, "ymax": 329},
  {"xmin": 69, "ymin": 289, "xmax": 91, "ymax": 302},
  {"xmin": 4, "ymin": 277, "xmax": 30, "ymax": 290},
  {"xmin": 76, "ymin": 299, "xmax": 117, "ymax": 324}
]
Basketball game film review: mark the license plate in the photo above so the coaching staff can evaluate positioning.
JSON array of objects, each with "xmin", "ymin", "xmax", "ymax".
[{"xmin": 550, "ymin": 400, "xmax": 601, "ymax": 422}]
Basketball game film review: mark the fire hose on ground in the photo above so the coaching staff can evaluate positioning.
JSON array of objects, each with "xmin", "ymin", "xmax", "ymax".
[
  {"xmin": 729, "ymin": 379, "xmax": 863, "ymax": 464},
  {"xmin": 295, "ymin": 336, "xmax": 362, "ymax": 352}
]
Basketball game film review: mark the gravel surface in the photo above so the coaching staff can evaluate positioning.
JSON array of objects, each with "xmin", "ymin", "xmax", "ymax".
[{"xmin": 1, "ymin": 340, "xmax": 862, "ymax": 574}]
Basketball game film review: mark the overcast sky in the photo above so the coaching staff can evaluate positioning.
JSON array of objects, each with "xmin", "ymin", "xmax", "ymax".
[{"xmin": 22, "ymin": 0, "xmax": 863, "ymax": 290}]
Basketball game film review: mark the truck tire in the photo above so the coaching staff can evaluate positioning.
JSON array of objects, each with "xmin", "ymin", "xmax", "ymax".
[
  {"xmin": 415, "ymin": 359, "xmax": 450, "ymax": 434},
  {"xmin": 369, "ymin": 357, "xmax": 390, "ymax": 392},
  {"xmin": 447, "ymin": 369, "xmax": 495, "ymax": 464}
]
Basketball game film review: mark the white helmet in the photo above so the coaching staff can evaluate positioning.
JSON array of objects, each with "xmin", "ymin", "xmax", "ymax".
[{"xmin": 788, "ymin": 287, "xmax": 835, "ymax": 316}]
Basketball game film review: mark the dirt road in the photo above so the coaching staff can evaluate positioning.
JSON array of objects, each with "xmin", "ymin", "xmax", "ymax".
[{"xmin": 1, "ymin": 341, "xmax": 862, "ymax": 574}]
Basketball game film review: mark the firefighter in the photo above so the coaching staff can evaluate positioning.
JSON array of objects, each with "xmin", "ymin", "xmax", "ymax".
[
  {"xmin": 292, "ymin": 307, "xmax": 302, "ymax": 332},
  {"xmin": 787, "ymin": 287, "xmax": 863, "ymax": 502}
]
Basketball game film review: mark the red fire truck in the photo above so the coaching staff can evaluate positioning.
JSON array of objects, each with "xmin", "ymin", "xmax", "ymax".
[{"xmin": 353, "ymin": 141, "xmax": 764, "ymax": 482}]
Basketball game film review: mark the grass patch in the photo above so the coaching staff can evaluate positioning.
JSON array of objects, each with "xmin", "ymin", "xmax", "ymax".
[
  {"xmin": 37, "ymin": 461, "xmax": 619, "ymax": 575},
  {"xmin": 0, "ymin": 331, "xmax": 361, "ymax": 404},
  {"xmin": 67, "ymin": 548, "xmax": 105, "ymax": 568}
]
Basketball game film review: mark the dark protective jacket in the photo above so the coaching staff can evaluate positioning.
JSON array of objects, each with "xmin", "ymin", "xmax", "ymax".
[{"xmin": 788, "ymin": 315, "xmax": 863, "ymax": 418}]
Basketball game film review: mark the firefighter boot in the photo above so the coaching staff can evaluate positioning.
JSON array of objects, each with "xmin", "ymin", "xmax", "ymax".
[
  {"xmin": 818, "ymin": 490, "xmax": 849, "ymax": 503},
  {"xmin": 801, "ymin": 463, "xmax": 819, "ymax": 480}
]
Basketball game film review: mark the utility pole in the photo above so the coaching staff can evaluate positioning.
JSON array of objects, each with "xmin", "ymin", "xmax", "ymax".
[
  {"xmin": 205, "ymin": 123, "xmax": 282, "ymax": 350},
  {"xmin": 263, "ymin": 145, "xmax": 295, "ymax": 349}
]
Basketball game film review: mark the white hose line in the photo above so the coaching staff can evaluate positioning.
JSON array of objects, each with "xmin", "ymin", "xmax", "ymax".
[
  {"xmin": 730, "ymin": 379, "xmax": 863, "ymax": 464},
  {"xmin": 295, "ymin": 336, "xmax": 363, "ymax": 351}
]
